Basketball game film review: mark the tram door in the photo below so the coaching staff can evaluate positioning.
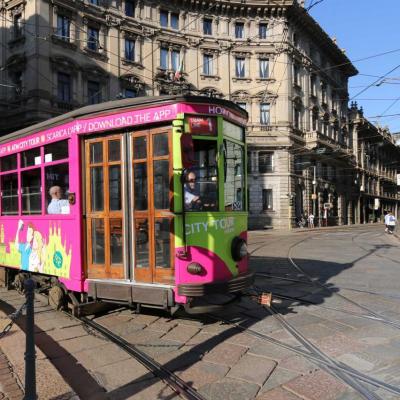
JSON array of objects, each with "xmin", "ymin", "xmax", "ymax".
[
  {"xmin": 85, "ymin": 135, "xmax": 125, "ymax": 279},
  {"xmin": 132, "ymin": 128, "xmax": 174, "ymax": 285}
]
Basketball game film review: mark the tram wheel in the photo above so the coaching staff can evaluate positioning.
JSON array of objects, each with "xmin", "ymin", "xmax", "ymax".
[
  {"xmin": 13, "ymin": 273, "xmax": 27, "ymax": 294},
  {"xmin": 49, "ymin": 285, "xmax": 66, "ymax": 311}
]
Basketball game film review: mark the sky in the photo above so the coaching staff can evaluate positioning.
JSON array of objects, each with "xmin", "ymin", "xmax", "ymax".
[{"xmin": 307, "ymin": 0, "xmax": 400, "ymax": 132}]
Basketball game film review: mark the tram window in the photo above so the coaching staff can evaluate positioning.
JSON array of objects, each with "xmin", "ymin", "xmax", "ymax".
[
  {"xmin": 92, "ymin": 219, "xmax": 105, "ymax": 264},
  {"xmin": 155, "ymin": 219, "xmax": 170, "ymax": 268},
  {"xmin": 153, "ymin": 133, "xmax": 169, "ymax": 157},
  {"xmin": 134, "ymin": 218, "xmax": 149, "ymax": 268},
  {"xmin": 134, "ymin": 163, "xmax": 147, "ymax": 210},
  {"xmin": 21, "ymin": 169, "xmax": 41, "ymax": 215},
  {"xmin": 90, "ymin": 142, "xmax": 103, "ymax": 164},
  {"xmin": 224, "ymin": 141, "xmax": 245, "ymax": 211},
  {"xmin": 133, "ymin": 136, "xmax": 147, "ymax": 159},
  {"xmin": 1, "ymin": 173, "xmax": 18, "ymax": 215},
  {"xmin": 110, "ymin": 218, "xmax": 123, "ymax": 264},
  {"xmin": 184, "ymin": 140, "xmax": 218, "ymax": 212},
  {"xmin": 45, "ymin": 163, "xmax": 70, "ymax": 214},
  {"xmin": 91, "ymin": 166, "xmax": 104, "ymax": 212},
  {"xmin": 1, "ymin": 154, "xmax": 17, "ymax": 172},
  {"xmin": 153, "ymin": 160, "xmax": 169, "ymax": 209},
  {"xmin": 108, "ymin": 140, "xmax": 121, "ymax": 162},
  {"xmin": 21, "ymin": 148, "xmax": 41, "ymax": 168},
  {"xmin": 44, "ymin": 140, "xmax": 68, "ymax": 162},
  {"xmin": 109, "ymin": 165, "xmax": 121, "ymax": 211}
]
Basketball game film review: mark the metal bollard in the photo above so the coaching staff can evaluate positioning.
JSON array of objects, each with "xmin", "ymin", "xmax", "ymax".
[{"xmin": 23, "ymin": 279, "xmax": 37, "ymax": 400}]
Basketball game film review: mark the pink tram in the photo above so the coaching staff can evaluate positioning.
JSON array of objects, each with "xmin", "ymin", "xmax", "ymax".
[{"xmin": 0, "ymin": 96, "xmax": 252, "ymax": 314}]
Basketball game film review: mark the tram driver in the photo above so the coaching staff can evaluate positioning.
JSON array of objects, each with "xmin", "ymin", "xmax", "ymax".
[
  {"xmin": 47, "ymin": 186, "xmax": 70, "ymax": 214},
  {"xmin": 184, "ymin": 171, "xmax": 202, "ymax": 211}
]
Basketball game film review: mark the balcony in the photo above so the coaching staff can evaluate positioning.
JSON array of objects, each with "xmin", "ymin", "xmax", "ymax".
[{"xmin": 305, "ymin": 130, "xmax": 350, "ymax": 154}]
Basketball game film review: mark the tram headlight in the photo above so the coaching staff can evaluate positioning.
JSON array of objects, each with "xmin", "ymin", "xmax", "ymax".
[
  {"xmin": 187, "ymin": 262, "xmax": 205, "ymax": 275},
  {"xmin": 231, "ymin": 237, "xmax": 248, "ymax": 261}
]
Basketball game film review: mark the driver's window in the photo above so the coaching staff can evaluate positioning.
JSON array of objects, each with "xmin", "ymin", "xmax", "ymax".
[
  {"xmin": 184, "ymin": 140, "xmax": 218, "ymax": 211},
  {"xmin": 224, "ymin": 141, "xmax": 244, "ymax": 211}
]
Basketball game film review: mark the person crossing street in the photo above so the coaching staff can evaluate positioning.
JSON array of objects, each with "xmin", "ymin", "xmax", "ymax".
[{"xmin": 386, "ymin": 211, "xmax": 396, "ymax": 234}]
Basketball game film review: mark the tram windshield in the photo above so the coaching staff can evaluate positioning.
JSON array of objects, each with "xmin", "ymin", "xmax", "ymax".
[
  {"xmin": 224, "ymin": 140, "xmax": 244, "ymax": 211},
  {"xmin": 184, "ymin": 140, "xmax": 218, "ymax": 212}
]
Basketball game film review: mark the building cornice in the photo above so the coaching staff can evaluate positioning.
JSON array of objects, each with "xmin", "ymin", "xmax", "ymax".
[{"xmin": 287, "ymin": 4, "xmax": 358, "ymax": 77}]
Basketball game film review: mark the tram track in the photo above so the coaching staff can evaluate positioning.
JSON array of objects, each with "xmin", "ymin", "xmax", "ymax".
[
  {"xmin": 254, "ymin": 272, "xmax": 400, "ymax": 327},
  {"xmin": 231, "ymin": 228, "xmax": 400, "ymax": 398},
  {"xmin": 207, "ymin": 311, "xmax": 400, "ymax": 399},
  {"xmin": 263, "ymin": 290, "xmax": 400, "ymax": 329},
  {"xmin": 254, "ymin": 272, "xmax": 400, "ymax": 302},
  {"xmin": 78, "ymin": 316, "xmax": 206, "ymax": 400},
  {"xmin": 284, "ymin": 232, "xmax": 400, "ymax": 331}
]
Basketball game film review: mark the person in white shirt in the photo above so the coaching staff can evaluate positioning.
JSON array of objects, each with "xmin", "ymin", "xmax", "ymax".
[
  {"xmin": 184, "ymin": 172, "xmax": 202, "ymax": 211},
  {"xmin": 308, "ymin": 213, "xmax": 315, "ymax": 229},
  {"xmin": 47, "ymin": 186, "xmax": 70, "ymax": 214},
  {"xmin": 384, "ymin": 212, "xmax": 390, "ymax": 233},
  {"xmin": 386, "ymin": 211, "xmax": 396, "ymax": 234}
]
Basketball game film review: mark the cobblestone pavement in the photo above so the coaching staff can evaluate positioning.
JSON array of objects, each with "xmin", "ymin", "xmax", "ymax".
[
  {"xmin": 1, "ymin": 225, "xmax": 400, "ymax": 399},
  {"xmin": 0, "ymin": 348, "xmax": 24, "ymax": 399}
]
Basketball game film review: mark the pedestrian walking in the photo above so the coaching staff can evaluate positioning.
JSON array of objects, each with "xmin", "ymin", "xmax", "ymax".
[
  {"xmin": 308, "ymin": 213, "xmax": 314, "ymax": 229},
  {"xmin": 386, "ymin": 211, "xmax": 396, "ymax": 234},
  {"xmin": 384, "ymin": 211, "xmax": 389, "ymax": 233},
  {"xmin": 303, "ymin": 211, "xmax": 309, "ymax": 227}
]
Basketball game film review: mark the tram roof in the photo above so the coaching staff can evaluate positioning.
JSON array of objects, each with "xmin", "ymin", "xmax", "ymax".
[{"xmin": 0, "ymin": 95, "xmax": 248, "ymax": 144}]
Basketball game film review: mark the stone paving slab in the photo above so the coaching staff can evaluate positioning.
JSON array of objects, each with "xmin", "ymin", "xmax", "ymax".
[
  {"xmin": 45, "ymin": 324, "xmax": 89, "ymax": 341},
  {"xmin": 202, "ymin": 341, "xmax": 248, "ymax": 366},
  {"xmin": 278, "ymin": 355, "xmax": 317, "ymax": 374},
  {"xmin": 259, "ymin": 367, "xmax": 301, "ymax": 393},
  {"xmin": 283, "ymin": 369, "xmax": 350, "ymax": 400},
  {"xmin": 162, "ymin": 324, "xmax": 200, "ymax": 343},
  {"xmin": 107, "ymin": 376, "xmax": 181, "ymax": 400},
  {"xmin": 224, "ymin": 330, "xmax": 261, "ymax": 347},
  {"xmin": 94, "ymin": 358, "xmax": 153, "ymax": 391},
  {"xmin": 75, "ymin": 342, "xmax": 131, "ymax": 370},
  {"xmin": 121, "ymin": 328, "xmax": 165, "ymax": 344},
  {"xmin": 336, "ymin": 353, "xmax": 375, "ymax": 373},
  {"xmin": 247, "ymin": 340, "xmax": 295, "ymax": 362},
  {"xmin": 59, "ymin": 334, "xmax": 108, "ymax": 354},
  {"xmin": 256, "ymin": 387, "xmax": 304, "ymax": 400},
  {"xmin": 147, "ymin": 319, "xmax": 179, "ymax": 333},
  {"xmin": 177, "ymin": 361, "xmax": 229, "ymax": 390},
  {"xmin": 111, "ymin": 322, "xmax": 147, "ymax": 336},
  {"xmin": 200, "ymin": 377, "xmax": 260, "ymax": 400},
  {"xmin": 154, "ymin": 349, "xmax": 201, "ymax": 372},
  {"xmin": 312, "ymin": 332, "xmax": 368, "ymax": 357},
  {"xmin": 227, "ymin": 354, "xmax": 277, "ymax": 386},
  {"xmin": 135, "ymin": 339, "xmax": 182, "ymax": 357}
]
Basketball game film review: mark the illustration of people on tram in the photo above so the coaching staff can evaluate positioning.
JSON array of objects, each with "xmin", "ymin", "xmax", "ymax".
[{"xmin": 14, "ymin": 220, "xmax": 46, "ymax": 272}]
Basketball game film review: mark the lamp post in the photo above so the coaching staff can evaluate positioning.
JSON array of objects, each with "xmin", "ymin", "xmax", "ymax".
[{"xmin": 312, "ymin": 165, "xmax": 317, "ymax": 218}]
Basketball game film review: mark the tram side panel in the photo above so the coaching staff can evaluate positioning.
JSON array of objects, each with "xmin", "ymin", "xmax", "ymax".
[{"xmin": 0, "ymin": 134, "xmax": 85, "ymax": 292}]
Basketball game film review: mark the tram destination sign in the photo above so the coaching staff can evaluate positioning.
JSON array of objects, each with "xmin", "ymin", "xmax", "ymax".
[{"xmin": 186, "ymin": 116, "xmax": 217, "ymax": 135}]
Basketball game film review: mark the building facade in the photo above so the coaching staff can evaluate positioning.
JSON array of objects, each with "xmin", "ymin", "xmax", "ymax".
[
  {"xmin": 349, "ymin": 103, "xmax": 400, "ymax": 222},
  {"xmin": 0, "ymin": 0, "xmax": 398, "ymax": 228}
]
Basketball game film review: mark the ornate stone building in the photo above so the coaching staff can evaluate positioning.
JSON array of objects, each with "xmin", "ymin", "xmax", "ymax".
[
  {"xmin": 0, "ymin": 0, "xmax": 397, "ymax": 228},
  {"xmin": 349, "ymin": 103, "xmax": 400, "ymax": 222}
]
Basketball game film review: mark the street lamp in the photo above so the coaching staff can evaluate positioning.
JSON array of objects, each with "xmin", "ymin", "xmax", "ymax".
[{"xmin": 312, "ymin": 165, "xmax": 317, "ymax": 218}]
